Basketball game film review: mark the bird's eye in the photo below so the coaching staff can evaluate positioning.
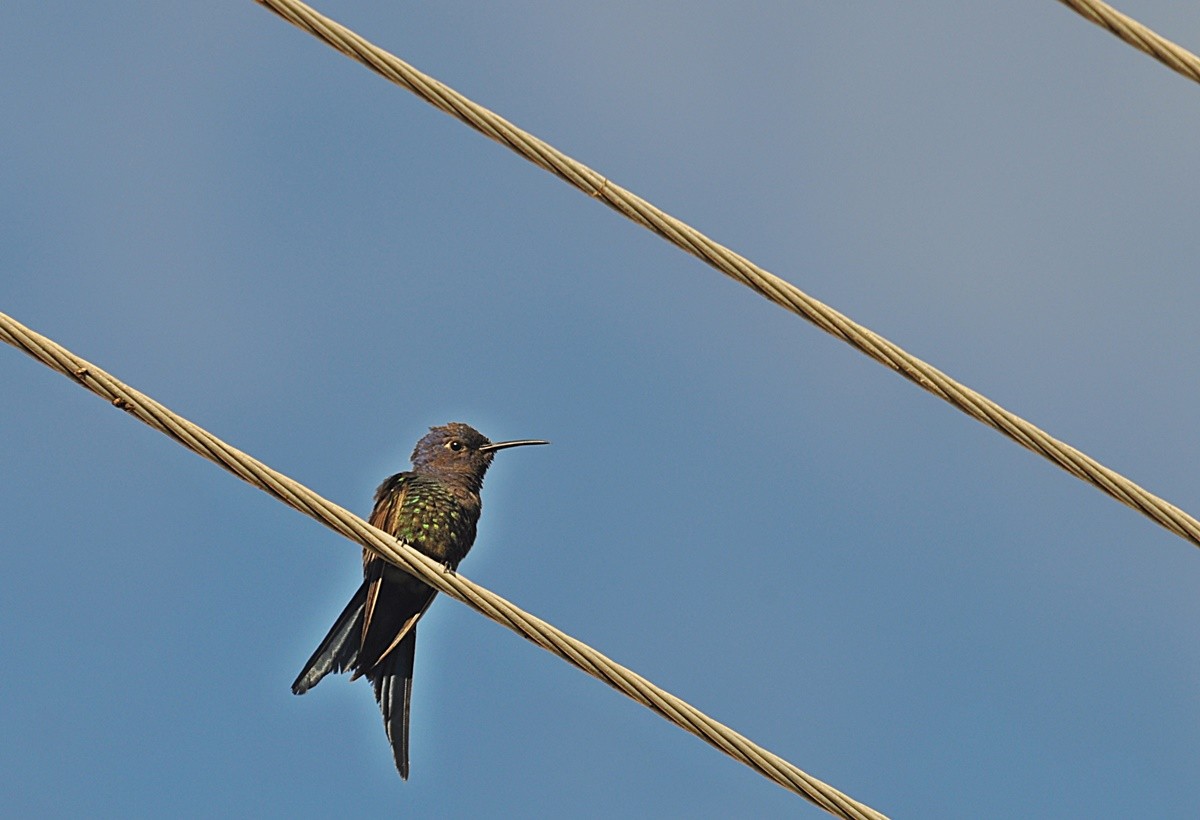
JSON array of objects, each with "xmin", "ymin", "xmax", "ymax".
[{"xmin": 447, "ymin": 440, "xmax": 463, "ymax": 452}]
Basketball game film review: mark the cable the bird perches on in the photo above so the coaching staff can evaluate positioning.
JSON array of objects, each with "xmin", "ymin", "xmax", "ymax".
[{"xmin": 0, "ymin": 310, "xmax": 888, "ymax": 820}]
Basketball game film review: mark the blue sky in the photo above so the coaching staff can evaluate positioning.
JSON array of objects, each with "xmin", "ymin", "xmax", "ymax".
[{"xmin": 4, "ymin": 2, "xmax": 1200, "ymax": 817}]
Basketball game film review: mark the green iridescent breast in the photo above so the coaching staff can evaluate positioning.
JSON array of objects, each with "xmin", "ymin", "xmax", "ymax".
[{"xmin": 375, "ymin": 472, "xmax": 481, "ymax": 567}]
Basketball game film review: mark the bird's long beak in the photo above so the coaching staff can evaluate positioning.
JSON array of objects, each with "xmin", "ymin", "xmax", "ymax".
[{"xmin": 479, "ymin": 439, "xmax": 550, "ymax": 453}]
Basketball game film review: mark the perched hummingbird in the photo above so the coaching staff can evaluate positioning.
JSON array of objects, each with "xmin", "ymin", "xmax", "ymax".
[{"xmin": 292, "ymin": 422, "xmax": 547, "ymax": 779}]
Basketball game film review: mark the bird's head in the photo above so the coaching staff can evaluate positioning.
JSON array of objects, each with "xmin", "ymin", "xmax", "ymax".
[{"xmin": 410, "ymin": 422, "xmax": 547, "ymax": 486}]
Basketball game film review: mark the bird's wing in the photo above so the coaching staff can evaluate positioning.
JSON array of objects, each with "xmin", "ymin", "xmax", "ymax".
[
  {"xmin": 291, "ymin": 472, "xmax": 419, "ymax": 694},
  {"xmin": 291, "ymin": 581, "xmax": 367, "ymax": 695},
  {"xmin": 356, "ymin": 476, "xmax": 439, "ymax": 673}
]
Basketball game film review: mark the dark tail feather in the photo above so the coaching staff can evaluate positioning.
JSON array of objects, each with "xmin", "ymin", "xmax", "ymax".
[
  {"xmin": 292, "ymin": 582, "xmax": 368, "ymax": 695},
  {"xmin": 368, "ymin": 629, "xmax": 417, "ymax": 780}
]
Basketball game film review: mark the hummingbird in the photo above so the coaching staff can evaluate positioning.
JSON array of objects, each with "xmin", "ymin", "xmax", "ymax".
[{"xmin": 292, "ymin": 422, "xmax": 547, "ymax": 779}]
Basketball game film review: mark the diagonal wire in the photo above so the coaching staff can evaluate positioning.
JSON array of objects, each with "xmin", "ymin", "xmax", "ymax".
[
  {"xmin": 0, "ymin": 310, "xmax": 888, "ymax": 820},
  {"xmin": 1055, "ymin": 0, "xmax": 1200, "ymax": 85},
  {"xmin": 252, "ymin": 0, "xmax": 1200, "ymax": 551}
]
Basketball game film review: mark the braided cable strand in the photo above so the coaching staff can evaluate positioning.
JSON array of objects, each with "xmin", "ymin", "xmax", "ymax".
[
  {"xmin": 0, "ymin": 311, "xmax": 887, "ymax": 820},
  {"xmin": 1055, "ymin": 0, "xmax": 1200, "ymax": 84},
  {"xmin": 252, "ymin": 0, "xmax": 1200, "ymax": 550}
]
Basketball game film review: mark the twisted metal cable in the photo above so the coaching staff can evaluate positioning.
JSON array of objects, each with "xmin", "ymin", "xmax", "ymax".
[
  {"xmin": 0, "ymin": 310, "xmax": 888, "ymax": 819},
  {"xmin": 253, "ymin": 0, "xmax": 1200, "ymax": 551},
  {"xmin": 1055, "ymin": 0, "xmax": 1200, "ymax": 85}
]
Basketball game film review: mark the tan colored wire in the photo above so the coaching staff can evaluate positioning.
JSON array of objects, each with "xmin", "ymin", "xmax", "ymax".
[
  {"xmin": 252, "ymin": 0, "xmax": 1200, "ymax": 551},
  {"xmin": 1056, "ymin": 0, "xmax": 1200, "ymax": 85},
  {"xmin": 10, "ymin": 1, "xmax": 1193, "ymax": 812},
  {"xmin": 0, "ymin": 310, "xmax": 888, "ymax": 820}
]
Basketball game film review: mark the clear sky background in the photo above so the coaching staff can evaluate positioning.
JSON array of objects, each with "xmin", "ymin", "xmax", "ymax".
[{"xmin": 3, "ymin": 2, "xmax": 1200, "ymax": 818}]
